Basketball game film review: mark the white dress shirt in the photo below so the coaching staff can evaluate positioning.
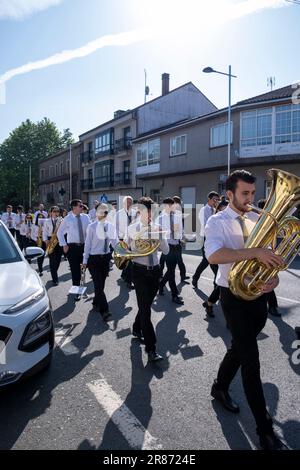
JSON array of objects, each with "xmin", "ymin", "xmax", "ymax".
[
  {"xmin": 205, "ymin": 205, "xmax": 259, "ymax": 288},
  {"xmin": 31, "ymin": 220, "xmax": 45, "ymax": 242},
  {"xmin": 199, "ymin": 204, "xmax": 215, "ymax": 237},
  {"xmin": 15, "ymin": 213, "xmax": 25, "ymax": 231},
  {"xmin": 89, "ymin": 208, "xmax": 97, "ymax": 222},
  {"xmin": 115, "ymin": 208, "xmax": 137, "ymax": 239},
  {"xmin": 83, "ymin": 220, "xmax": 119, "ymax": 264},
  {"xmin": 155, "ymin": 211, "xmax": 183, "ymax": 245},
  {"xmin": 125, "ymin": 221, "xmax": 169, "ymax": 267},
  {"xmin": 1, "ymin": 212, "xmax": 17, "ymax": 229},
  {"xmin": 43, "ymin": 217, "xmax": 62, "ymax": 241},
  {"xmin": 57, "ymin": 212, "xmax": 91, "ymax": 246},
  {"xmin": 34, "ymin": 210, "xmax": 48, "ymax": 223}
]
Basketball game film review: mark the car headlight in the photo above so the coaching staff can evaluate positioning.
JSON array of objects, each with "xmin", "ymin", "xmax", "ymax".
[
  {"xmin": 19, "ymin": 309, "xmax": 53, "ymax": 351},
  {"xmin": 3, "ymin": 287, "xmax": 46, "ymax": 314}
]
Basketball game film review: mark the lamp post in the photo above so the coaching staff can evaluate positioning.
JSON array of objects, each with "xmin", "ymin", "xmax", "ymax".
[{"xmin": 203, "ymin": 65, "xmax": 237, "ymax": 176}]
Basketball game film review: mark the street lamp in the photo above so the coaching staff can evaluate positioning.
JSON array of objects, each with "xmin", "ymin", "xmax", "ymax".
[{"xmin": 203, "ymin": 65, "xmax": 237, "ymax": 176}]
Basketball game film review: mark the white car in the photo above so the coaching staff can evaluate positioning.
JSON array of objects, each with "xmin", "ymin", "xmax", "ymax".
[{"xmin": 0, "ymin": 221, "xmax": 54, "ymax": 387}]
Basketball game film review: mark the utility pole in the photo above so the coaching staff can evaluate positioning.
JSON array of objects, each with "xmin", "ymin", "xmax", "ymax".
[
  {"xmin": 29, "ymin": 164, "xmax": 32, "ymax": 209},
  {"xmin": 69, "ymin": 144, "xmax": 72, "ymax": 203}
]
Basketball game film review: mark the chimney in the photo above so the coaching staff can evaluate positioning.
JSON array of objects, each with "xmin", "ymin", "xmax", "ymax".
[{"xmin": 161, "ymin": 73, "xmax": 170, "ymax": 96}]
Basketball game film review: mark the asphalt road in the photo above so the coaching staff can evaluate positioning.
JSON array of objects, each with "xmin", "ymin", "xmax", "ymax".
[{"xmin": 0, "ymin": 252, "xmax": 299, "ymax": 450}]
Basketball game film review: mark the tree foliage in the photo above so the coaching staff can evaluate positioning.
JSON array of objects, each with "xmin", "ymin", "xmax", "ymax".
[{"xmin": 0, "ymin": 118, "xmax": 74, "ymax": 210}]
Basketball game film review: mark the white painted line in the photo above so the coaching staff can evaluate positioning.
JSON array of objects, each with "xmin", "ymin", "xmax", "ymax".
[
  {"xmin": 183, "ymin": 271, "xmax": 300, "ymax": 305},
  {"xmin": 87, "ymin": 376, "xmax": 162, "ymax": 450}
]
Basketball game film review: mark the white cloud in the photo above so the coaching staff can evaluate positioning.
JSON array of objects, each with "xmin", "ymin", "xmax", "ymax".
[
  {"xmin": 0, "ymin": 0, "xmax": 62, "ymax": 20},
  {"xmin": 0, "ymin": 29, "xmax": 151, "ymax": 86}
]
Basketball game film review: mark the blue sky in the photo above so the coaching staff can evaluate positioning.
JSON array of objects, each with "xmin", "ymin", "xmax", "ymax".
[{"xmin": 0, "ymin": 0, "xmax": 299, "ymax": 144}]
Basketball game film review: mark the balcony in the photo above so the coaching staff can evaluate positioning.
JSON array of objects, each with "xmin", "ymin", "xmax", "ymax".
[
  {"xmin": 81, "ymin": 151, "xmax": 94, "ymax": 164},
  {"xmin": 94, "ymin": 176, "xmax": 114, "ymax": 189},
  {"xmin": 115, "ymin": 138, "xmax": 132, "ymax": 153},
  {"xmin": 114, "ymin": 172, "xmax": 132, "ymax": 186},
  {"xmin": 94, "ymin": 147, "xmax": 114, "ymax": 160},
  {"xmin": 81, "ymin": 178, "xmax": 94, "ymax": 190}
]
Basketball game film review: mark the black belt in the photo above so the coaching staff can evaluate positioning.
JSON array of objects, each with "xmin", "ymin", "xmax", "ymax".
[
  {"xmin": 132, "ymin": 262, "xmax": 159, "ymax": 271},
  {"xmin": 68, "ymin": 243, "xmax": 84, "ymax": 246},
  {"xmin": 89, "ymin": 253, "xmax": 110, "ymax": 258}
]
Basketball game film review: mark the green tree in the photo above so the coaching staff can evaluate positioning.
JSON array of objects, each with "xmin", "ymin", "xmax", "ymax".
[{"xmin": 0, "ymin": 118, "xmax": 74, "ymax": 210}]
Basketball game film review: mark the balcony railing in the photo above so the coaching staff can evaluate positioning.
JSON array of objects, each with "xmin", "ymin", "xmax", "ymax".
[
  {"xmin": 81, "ymin": 178, "xmax": 94, "ymax": 190},
  {"xmin": 115, "ymin": 138, "xmax": 132, "ymax": 153},
  {"xmin": 114, "ymin": 172, "xmax": 132, "ymax": 186},
  {"xmin": 81, "ymin": 151, "xmax": 94, "ymax": 164},
  {"xmin": 94, "ymin": 177, "xmax": 114, "ymax": 189},
  {"xmin": 94, "ymin": 147, "xmax": 114, "ymax": 159}
]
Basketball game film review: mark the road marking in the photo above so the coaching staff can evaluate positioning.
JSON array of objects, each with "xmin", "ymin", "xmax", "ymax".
[
  {"xmin": 87, "ymin": 376, "xmax": 162, "ymax": 450},
  {"xmin": 183, "ymin": 271, "xmax": 300, "ymax": 305}
]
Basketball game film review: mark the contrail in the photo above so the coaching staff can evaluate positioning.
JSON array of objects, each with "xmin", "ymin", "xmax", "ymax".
[{"xmin": 0, "ymin": 29, "xmax": 150, "ymax": 86}]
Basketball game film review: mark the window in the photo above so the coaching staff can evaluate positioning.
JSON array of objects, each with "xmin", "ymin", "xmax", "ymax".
[
  {"xmin": 60, "ymin": 161, "xmax": 63, "ymax": 175},
  {"xmin": 40, "ymin": 169, "xmax": 45, "ymax": 180},
  {"xmin": 66, "ymin": 160, "xmax": 70, "ymax": 173},
  {"xmin": 170, "ymin": 135, "xmax": 187, "ymax": 156},
  {"xmin": 137, "ymin": 139, "xmax": 160, "ymax": 167},
  {"xmin": 210, "ymin": 122, "xmax": 233, "ymax": 147},
  {"xmin": 241, "ymin": 109, "xmax": 272, "ymax": 147},
  {"xmin": 94, "ymin": 160, "xmax": 114, "ymax": 187},
  {"xmin": 95, "ymin": 129, "xmax": 114, "ymax": 154},
  {"xmin": 275, "ymin": 104, "xmax": 300, "ymax": 144},
  {"xmin": 150, "ymin": 189, "xmax": 160, "ymax": 203},
  {"xmin": 55, "ymin": 164, "xmax": 58, "ymax": 176},
  {"xmin": 0, "ymin": 225, "xmax": 22, "ymax": 264}
]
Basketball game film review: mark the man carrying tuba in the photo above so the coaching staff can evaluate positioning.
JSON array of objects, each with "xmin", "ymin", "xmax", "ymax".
[
  {"xmin": 205, "ymin": 170, "xmax": 287, "ymax": 450},
  {"xmin": 124, "ymin": 197, "xmax": 169, "ymax": 362},
  {"xmin": 43, "ymin": 206, "xmax": 63, "ymax": 286}
]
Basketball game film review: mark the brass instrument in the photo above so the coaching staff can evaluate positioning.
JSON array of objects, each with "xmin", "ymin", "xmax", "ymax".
[
  {"xmin": 37, "ymin": 224, "xmax": 43, "ymax": 248},
  {"xmin": 46, "ymin": 217, "xmax": 62, "ymax": 256},
  {"xmin": 228, "ymin": 169, "xmax": 300, "ymax": 301},
  {"xmin": 113, "ymin": 227, "xmax": 166, "ymax": 270}
]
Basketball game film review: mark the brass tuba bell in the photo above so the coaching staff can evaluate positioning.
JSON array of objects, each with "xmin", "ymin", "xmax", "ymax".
[{"xmin": 228, "ymin": 169, "xmax": 300, "ymax": 301}]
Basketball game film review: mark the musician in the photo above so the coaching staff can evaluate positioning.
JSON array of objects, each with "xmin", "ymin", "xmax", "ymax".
[
  {"xmin": 82, "ymin": 203, "xmax": 118, "ymax": 320},
  {"xmin": 116, "ymin": 196, "xmax": 137, "ymax": 289},
  {"xmin": 1, "ymin": 205, "xmax": 16, "ymax": 237},
  {"xmin": 43, "ymin": 206, "xmax": 63, "ymax": 286},
  {"xmin": 31, "ymin": 213, "xmax": 46, "ymax": 276},
  {"xmin": 157, "ymin": 198, "xmax": 184, "ymax": 305},
  {"xmin": 192, "ymin": 191, "xmax": 220, "ymax": 289},
  {"xmin": 22, "ymin": 213, "xmax": 34, "ymax": 252},
  {"xmin": 205, "ymin": 170, "xmax": 286, "ymax": 450},
  {"xmin": 125, "ymin": 197, "xmax": 169, "ymax": 362},
  {"xmin": 89, "ymin": 200, "xmax": 100, "ymax": 222},
  {"xmin": 34, "ymin": 203, "xmax": 48, "ymax": 223},
  {"xmin": 15, "ymin": 205, "xmax": 26, "ymax": 250},
  {"xmin": 57, "ymin": 199, "xmax": 90, "ymax": 300},
  {"xmin": 173, "ymin": 196, "xmax": 189, "ymax": 283}
]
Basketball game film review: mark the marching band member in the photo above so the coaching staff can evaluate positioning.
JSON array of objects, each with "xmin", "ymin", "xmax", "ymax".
[
  {"xmin": 57, "ymin": 199, "xmax": 90, "ymax": 300},
  {"xmin": 116, "ymin": 196, "xmax": 137, "ymax": 289},
  {"xmin": 157, "ymin": 198, "xmax": 184, "ymax": 305},
  {"xmin": 88, "ymin": 200, "xmax": 100, "ymax": 222},
  {"xmin": 43, "ymin": 206, "xmax": 63, "ymax": 286},
  {"xmin": 1, "ymin": 205, "xmax": 17, "ymax": 237},
  {"xmin": 23, "ymin": 213, "xmax": 34, "ymax": 251},
  {"xmin": 15, "ymin": 205, "xmax": 26, "ymax": 250},
  {"xmin": 82, "ymin": 203, "xmax": 118, "ymax": 320},
  {"xmin": 31, "ymin": 213, "xmax": 46, "ymax": 275},
  {"xmin": 172, "ymin": 196, "xmax": 189, "ymax": 283},
  {"xmin": 125, "ymin": 197, "xmax": 169, "ymax": 362},
  {"xmin": 34, "ymin": 203, "xmax": 48, "ymax": 223}
]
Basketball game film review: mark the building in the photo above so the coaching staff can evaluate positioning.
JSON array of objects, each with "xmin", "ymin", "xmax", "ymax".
[
  {"xmin": 38, "ymin": 142, "xmax": 82, "ymax": 208},
  {"xmin": 79, "ymin": 73, "xmax": 217, "ymax": 206},
  {"xmin": 133, "ymin": 84, "xmax": 300, "ymax": 207}
]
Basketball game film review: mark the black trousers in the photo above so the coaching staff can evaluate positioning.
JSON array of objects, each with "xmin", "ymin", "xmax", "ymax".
[
  {"xmin": 67, "ymin": 244, "xmax": 84, "ymax": 286},
  {"xmin": 194, "ymin": 244, "xmax": 218, "ymax": 283},
  {"xmin": 266, "ymin": 290, "xmax": 278, "ymax": 308},
  {"xmin": 160, "ymin": 245, "xmax": 186, "ymax": 279},
  {"xmin": 49, "ymin": 243, "xmax": 63, "ymax": 283},
  {"xmin": 217, "ymin": 287, "xmax": 273, "ymax": 436},
  {"xmin": 9, "ymin": 228, "xmax": 16, "ymax": 238},
  {"xmin": 121, "ymin": 260, "xmax": 133, "ymax": 283},
  {"xmin": 88, "ymin": 254, "xmax": 110, "ymax": 313},
  {"xmin": 132, "ymin": 264, "xmax": 160, "ymax": 353},
  {"xmin": 160, "ymin": 244, "xmax": 180, "ymax": 297},
  {"xmin": 208, "ymin": 285, "xmax": 220, "ymax": 304}
]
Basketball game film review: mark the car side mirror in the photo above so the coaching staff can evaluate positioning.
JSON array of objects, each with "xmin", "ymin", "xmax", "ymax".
[{"xmin": 25, "ymin": 246, "xmax": 44, "ymax": 260}]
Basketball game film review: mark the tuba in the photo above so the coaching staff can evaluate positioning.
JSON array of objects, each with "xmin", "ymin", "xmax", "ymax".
[
  {"xmin": 228, "ymin": 169, "xmax": 300, "ymax": 301},
  {"xmin": 46, "ymin": 217, "xmax": 62, "ymax": 256},
  {"xmin": 113, "ymin": 226, "xmax": 166, "ymax": 270}
]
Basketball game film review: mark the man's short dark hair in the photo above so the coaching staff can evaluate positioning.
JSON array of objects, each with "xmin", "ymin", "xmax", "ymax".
[
  {"xmin": 138, "ymin": 196, "xmax": 154, "ymax": 211},
  {"xmin": 6, "ymin": 205, "xmax": 12, "ymax": 209},
  {"xmin": 226, "ymin": 170, "xmax": 256, "ymax": 193},
  {"xmin": 257, "ymin": 199, "xmax": 266, "ymax": 209},
  {"xmin": 163, "ymin": 197, "xmax": 174, "ymax": 206},
  {"xmin": 70, "ymin": 199, "xmax": 82, "ymax": 208},
  {"xmin": 173, "ymin": 196, "xmax": 181, "ymax": 204},
  {"xmin": 17, "ymin": 205, "xmax": 24, "ymax": 212},
  {"xmin": 207, "ymin": 191, "xmax": 219, "ymax": 200}
]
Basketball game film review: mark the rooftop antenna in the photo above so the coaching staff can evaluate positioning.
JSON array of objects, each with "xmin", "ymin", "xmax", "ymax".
[
  {"xmin": 144, "ymin": 69, "xmax": 150, "ymax": 103},
  {"xmin": 267, "ymin": 76, "xmax": 276, "ymax": 91}
]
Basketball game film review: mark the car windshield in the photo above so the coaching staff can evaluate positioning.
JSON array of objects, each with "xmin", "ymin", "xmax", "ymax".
[{"xmin": 0, "ymin": 224, "xmax": 22, "ymax": 264}]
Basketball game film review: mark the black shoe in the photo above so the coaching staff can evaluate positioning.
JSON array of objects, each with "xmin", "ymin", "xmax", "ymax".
[
  {"xmin": 203, "ymin": 301, "xmax": 215, "ymax": 317},
  {"xmin": 102, "ymin": 311, "xmax": 112, "ymax": 321},
  {"xmin": 132, "ymin": 329, "xmax": 144, "ymax": 342},
  {"xmin": 211, "ymin": 381, "xmax": 240, "ymax": 413},
  {"xmin": 259, "ymin": 432, "xmax": 289, "ymax": 450},
  {"xmin": 53, "ymin": 281, "xmax": 58, "ymax": 286},
  {"xmin": 126, "ymin": 282, "xmax": 135, "ymax": 289},
  {"xmin": 192, "ymin": 278, "xmax": 198, "ymax": 289},
  {"xmin": 39, "ymin": 271, "xmax": 43, "ymax": 277},
  {"xmin": 75, "ymin": 294, "xmax": 81, "ymax": 301},
  {"xmin": 181, "ymin": 279, "xmax": 190, "ymax": 284},
  {"xmin": 269, "ymin": 306, "xmax": 281, "ymax": 317},
  {"xmin": 172, "ymin": 296, "xmax": 184, "ymax": 305},
  {"xmin": 181, "ymin": 276, "xmax": 190, "ymax": 280},
  {"xmin": 158, "ymin": 287, "xmax": 165, "ymax": 296},
  {"xmin": 147, "ymin": 351, "xmax": 163, "ymax": 362}
]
